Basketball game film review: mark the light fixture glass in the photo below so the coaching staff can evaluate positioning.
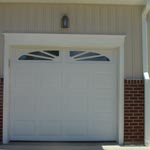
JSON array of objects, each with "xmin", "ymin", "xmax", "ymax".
[{"xmin": 61, "ymin": 15, "xmax": 69, "ymax": 28}]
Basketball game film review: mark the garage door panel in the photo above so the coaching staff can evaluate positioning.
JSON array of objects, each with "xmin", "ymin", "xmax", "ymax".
[
  {"xmin": 37, "ymin": 89, "xmax": 62, "ymax": 97},
  {"xmin": 38, "ymin": 96, "xmax": 61, "ymax": 113},
  {"xmin": 92, "ymin": 73, "xmax": 115, "ymax": 89},
  {"xmin": 90, "ymin": 89, "xmax": 115, "ymax": 97},
  {"xmin": 88, "ymin": 120, "xmax": 116, "ymax": 139},
  {"xmin": 38, "ymin": 114, "xmax": 61, "ymax": 121},
  {"xmin": 62, "ymin": 121, "xmax": 87, "ymax": 136},
  {"xmin": 38, "ymin": 121, "xmax": 62, "ymax": 136},
  {"xmin": 38, "ymin": 103, "xmax": 61, "ymax": 120},
  {"xmin": 89, "ymin": 102, "xmax": 115, "ymax": 113},
  {"xmin": 12, "ymin": 121, "xmax": 35, "ymax": 137},
  {"xmin": 14, "ymin": 64, "xmax": 63, "ymax": 89},
  {"xmin": 88, "ymin": 97, "xmax": 115, "ymax": 113},
  {"xmin": 12, "ymin": 86, "xmax": 39, "ymax": 95},
  {"xmin": 62, "ymin": 111, "xmax": 87, "ymax": 120},
  {"xmin": 87, "ymin": 112, "xmax": 115, "ymax": 121},
  {"xmin": 62, "ymin": 95, "xmax": 87, "ymax": 113},
  {"xmin": 39, "ymin": 71, "xmax": 62, "ymax": 89},
  {"xmin": 13, "ymin": 96, "xmax": 35, "ymax": 120},
  {"xmin": 63, "ymin": 72, "xmax": 89, "ymax": 89}
]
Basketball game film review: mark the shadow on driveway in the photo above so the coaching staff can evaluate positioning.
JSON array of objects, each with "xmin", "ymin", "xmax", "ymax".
[{"xmin": 0, "ymin": 142, "xmax": 148, "ymax": 150}]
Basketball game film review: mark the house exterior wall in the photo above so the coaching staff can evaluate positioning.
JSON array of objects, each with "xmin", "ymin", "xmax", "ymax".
[
  {"xmin": 0, "ymin": 3, "xmax": 145, "ymax": 144},
  {"xmin": 0, "ymin": 4, "xmax": 143, "ymax": 79}
]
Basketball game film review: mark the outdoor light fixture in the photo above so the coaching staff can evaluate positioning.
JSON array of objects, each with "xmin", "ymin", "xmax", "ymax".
[{"xmin": 61, "ymin": 15, "xmax": 69, "ymax": 28}]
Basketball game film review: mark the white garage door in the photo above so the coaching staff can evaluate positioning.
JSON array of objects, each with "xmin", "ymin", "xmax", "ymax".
[{"xmin": 9, "ymin": 49, "xmax": 118, "ymax": 141}]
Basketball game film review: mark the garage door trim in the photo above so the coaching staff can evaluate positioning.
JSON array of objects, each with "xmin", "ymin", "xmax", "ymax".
[{"xmin": 3, "ymin": 33, "xmax": 126, "ymax": 144}]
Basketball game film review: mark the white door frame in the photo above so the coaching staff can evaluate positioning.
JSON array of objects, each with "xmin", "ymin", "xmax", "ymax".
[{"xmin": 3, "ymin": 33, "xmax": 125, "ymax": 144}]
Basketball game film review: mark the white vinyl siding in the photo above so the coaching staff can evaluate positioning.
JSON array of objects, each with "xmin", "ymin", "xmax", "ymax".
[
  {"xmin": 147, "ymin": 12, "xmax": 150, "ymax": 74},
  {"xmin": 0, "ymin": 4, "xmax": 143, "ymax": 78}
]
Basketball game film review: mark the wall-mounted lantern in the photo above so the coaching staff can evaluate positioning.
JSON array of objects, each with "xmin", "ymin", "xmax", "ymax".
[{"xmin": 61, "ymin": 15, "xmax": 69, "ymax": 28}]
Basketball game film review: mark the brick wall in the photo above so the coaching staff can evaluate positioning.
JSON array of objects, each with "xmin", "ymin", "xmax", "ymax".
[
  {"xmin": 124, "ymin": 80, "xmax": 144, "ymax": 144},
  {"xmin": 0, "ymin": 78, "xmax": 3, "ymax": 142}
]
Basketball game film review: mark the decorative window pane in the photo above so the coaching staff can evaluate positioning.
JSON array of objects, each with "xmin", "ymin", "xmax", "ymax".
[
  {"xmin": 44, "ymin": 51, "xmax": 59, "ymax": 57},
  {"xmin": 18, "ymin": 50, "xmax": 59, "ymax": 61},
  {"xmin": 74, "ymin": 52, "xmax": 100, "ymax": 59},
  {"xmin": 77, "ymin": 56, "xmax": 110, "ymax": 61},
  {"xmin": 30, "ymin": 51, "xmax": 54, "ymax": 58},
  {"xmin": 70, "ymin": 51, "xmax": 110, "ymax": 62},
  {"xmin": 70, "ymin": 51, "xmax": 85, "ymax": 57},
  {"xmin": 19, "ymin": 55, "xmax": 50, "ymax": 60}
]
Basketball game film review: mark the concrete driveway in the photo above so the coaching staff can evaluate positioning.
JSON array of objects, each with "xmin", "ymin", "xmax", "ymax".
[{"xmin": 0, "ymin": 143, "xmax": 149, "ymax": 150}]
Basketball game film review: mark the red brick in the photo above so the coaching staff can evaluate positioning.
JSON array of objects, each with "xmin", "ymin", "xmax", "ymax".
[
  {"xmin": 130, "ymin": 103, "xmax": 138, "ymax": 106},
  {"xmin": 124, "ymin": 79, "xmax": 144, "ymax": 144}
]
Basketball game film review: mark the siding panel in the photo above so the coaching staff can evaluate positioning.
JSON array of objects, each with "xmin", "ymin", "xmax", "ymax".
[
  {"xmin": 0, "ymin": 4, "xmax": 143, "ymax": 78},
  {"xmin": 147, "ymin": 11, "xmax": 150, "ymax": 74}
]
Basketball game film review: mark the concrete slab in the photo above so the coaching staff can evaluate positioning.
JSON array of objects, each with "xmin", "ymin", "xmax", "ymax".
[{"xmin": 0, "ymin": 143, "xmax": 149, "ymax": 150}]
